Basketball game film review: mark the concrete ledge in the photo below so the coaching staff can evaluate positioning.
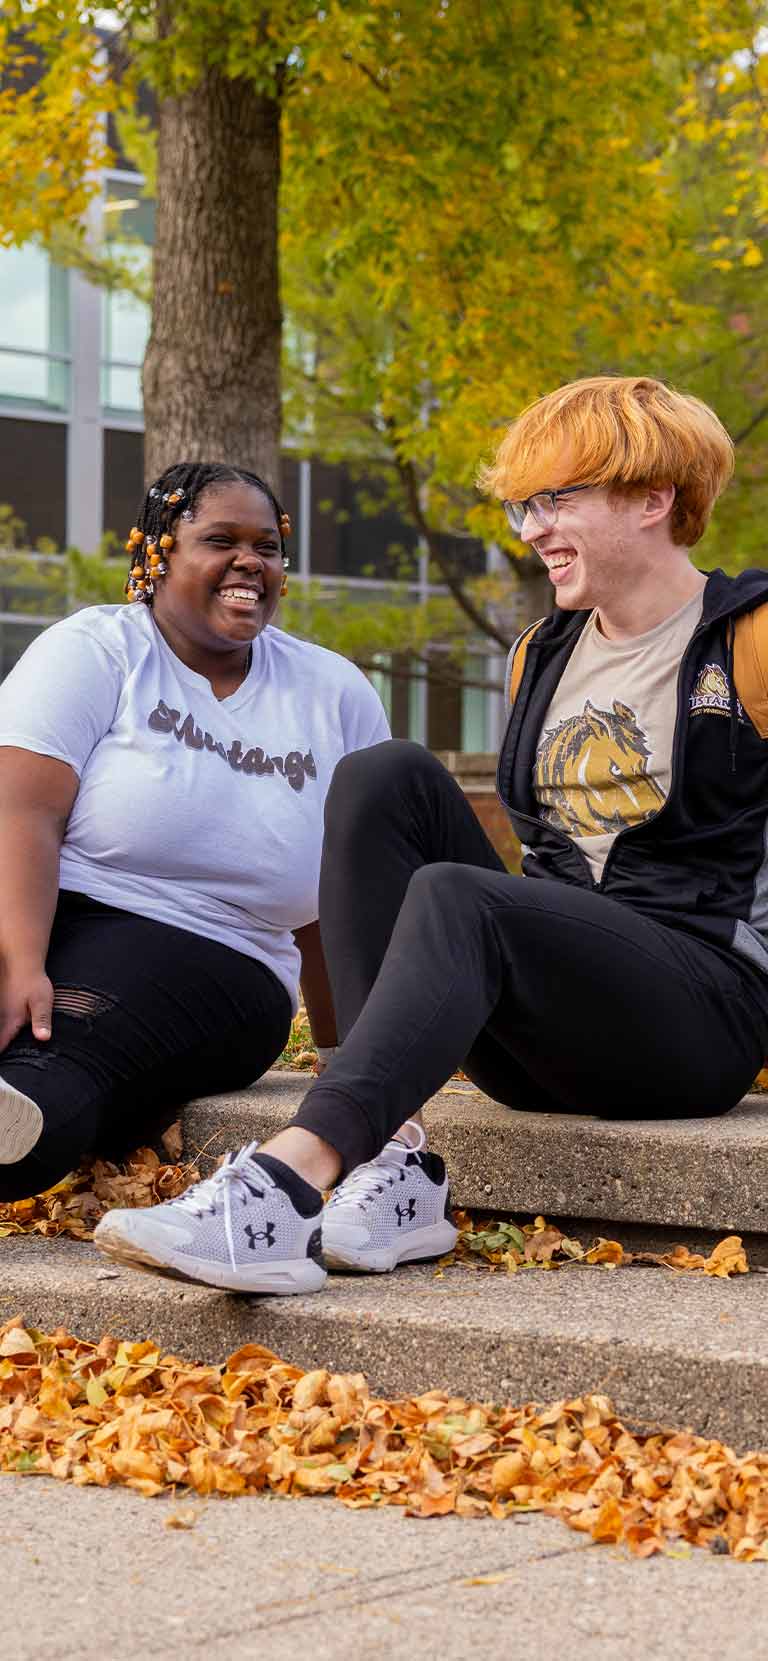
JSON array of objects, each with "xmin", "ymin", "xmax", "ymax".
[
  {"xmin": 182, "ymin": 1073, "xmax": 768, "ymax": 1235},
  {"xmin": 3, "ymin": 1234, "xmax": 768, "ymax": 1449}
]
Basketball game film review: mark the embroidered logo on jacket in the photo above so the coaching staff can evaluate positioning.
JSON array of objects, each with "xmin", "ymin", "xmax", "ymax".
[
  {"xmin": 534, "ymin": 699, "xmax": 665, "ymax": 837},
  {"xmin": 689, "ymin": 663, "xmax": 744, "ymax": 720}
]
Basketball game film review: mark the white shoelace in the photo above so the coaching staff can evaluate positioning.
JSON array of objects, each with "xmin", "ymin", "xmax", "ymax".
[
  {"xmin": 327, "ymin": 1120, "xmax": 426, "ymax": 1213},
  {"xmin": 171, "ymin": 1144, "xmax": 275, "ymax": 1271}
]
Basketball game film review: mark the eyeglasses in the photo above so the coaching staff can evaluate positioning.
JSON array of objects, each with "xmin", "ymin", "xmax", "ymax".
[{"xmin": 502, "ymin": 483, "xmax": 593, "ymax": 537}]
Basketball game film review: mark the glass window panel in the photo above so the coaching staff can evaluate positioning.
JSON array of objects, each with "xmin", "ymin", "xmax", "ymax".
[
  {"xmin": 0, "ymin": 246, "xmax": 69, "ymax": 357},
  {"xmin": 104, "ymin": 178, "xmax": 155, "ymax": 249},
  {"xmin": 0, "ymin": 349, "xmax": 68, "ymax": 410},
  {"xmin": 104, "ymin": 283, "xmax": 150, "ymax": 369},
  {"xmin": 368, "ymin": 652, "xmax": 393, "ymax": 723},
  {"xmin": 102, "ymin": 364, "xmax": 142, "ymax": 412},
  {"xmin": 0, "ymin": 247, "xmax": 69, "ymax": 409},
  {"xmin": 0, "ymin": 246, "xmax": 51, "ymax": 352},
  {"xmin": 461, "ymin": 654, "xmax": 487, "ymax": 752},
  {"xmin": 102, "ymin": 177, "xmax": 153, "ymax": 411},
  {"xmin": 0, "ymin": 619, "xmax": 48, "ymax": 681}
]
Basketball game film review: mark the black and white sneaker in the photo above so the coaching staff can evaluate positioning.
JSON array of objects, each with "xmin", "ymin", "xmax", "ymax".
[
  {"xmin": 0, "ymin": 1075, "xmax": 43, "ymax": 1164},
  {"xmin": 322, "ymin": 1121, "xmax": 458, "ymax": 1273},
  {"xmin": 93, "ymin": 1145, "xmax": 326, "ymax": 1295}
]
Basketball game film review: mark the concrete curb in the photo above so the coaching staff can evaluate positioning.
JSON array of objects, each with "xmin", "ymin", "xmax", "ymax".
[
  {"xmin": 182, "ymin": 1073, "xmax": 768, "ymax": 1234},
  {"xmin": 4, "ymin": 1234, "xmax": 768, "ymax": 1449}
]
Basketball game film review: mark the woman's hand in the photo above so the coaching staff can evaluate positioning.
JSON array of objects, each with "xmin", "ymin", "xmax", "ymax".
[{"xmin": 0, "ymin": 963, "xmax": 54, "ymax": 1053}]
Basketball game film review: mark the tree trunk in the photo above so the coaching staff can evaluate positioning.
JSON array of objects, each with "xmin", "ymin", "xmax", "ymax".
[{"xmin": 143, "ymin": 67, "xmax": 281, "ymax": 488}]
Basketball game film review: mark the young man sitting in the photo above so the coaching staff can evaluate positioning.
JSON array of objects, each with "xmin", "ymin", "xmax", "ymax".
[{"xmin": 96, "ymin": 375, "xmax": 768, "ymax": 1293}]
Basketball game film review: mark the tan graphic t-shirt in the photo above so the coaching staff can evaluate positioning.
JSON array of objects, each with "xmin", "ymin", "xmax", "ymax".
[{"xmin": 533, "ymin": 591, "xmax": 704, "ymax": 881}]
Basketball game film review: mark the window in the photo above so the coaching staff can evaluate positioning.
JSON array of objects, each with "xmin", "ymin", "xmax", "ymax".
[
  {"xmin": 0, "ymin": 245, "xmax": 69, "ymax": 410},
  {"xmin": 367, "ymin": 653, "xmax": 394, "ymax": 724},
  {"xmin": 101, "ymin": 177, "xmax": 153, "ymax": 413},
  {"xmin": 461, "ymin": 654, "xmax": 488, "ymax": 752},
  {"xmin": 0, "ymin": 618, "xmax": 52, "ymax": 681}
]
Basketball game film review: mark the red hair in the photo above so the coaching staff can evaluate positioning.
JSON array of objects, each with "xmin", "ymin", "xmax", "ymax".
[{"xmin": 479, "ymin": 376, "xmax": 734, "ymax": 546}]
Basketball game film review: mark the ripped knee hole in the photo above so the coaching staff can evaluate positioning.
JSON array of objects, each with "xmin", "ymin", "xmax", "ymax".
[{"xmin": 52, "ymin": 987, "xmax": 117, "ymax": 1019}]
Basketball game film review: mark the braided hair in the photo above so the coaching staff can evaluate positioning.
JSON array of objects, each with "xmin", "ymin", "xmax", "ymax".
[{"xmin": 124, "ymin": 461, "xmax": 290, "ymax": 604}]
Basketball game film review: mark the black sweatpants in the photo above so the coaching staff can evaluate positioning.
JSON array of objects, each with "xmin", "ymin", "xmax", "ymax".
[
  {"xmin": 0, "ymin": 891, "xmax": 291, "ymax": 1201},
  {"xmin": 293, "ymin": 741, "xmax": 768, "ymax": 1173}
]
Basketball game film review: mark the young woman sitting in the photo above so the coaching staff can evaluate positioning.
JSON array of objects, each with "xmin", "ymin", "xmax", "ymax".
[{"xmin": 0, "ymin": 460, "xmax": 388, "ymax": 1235}]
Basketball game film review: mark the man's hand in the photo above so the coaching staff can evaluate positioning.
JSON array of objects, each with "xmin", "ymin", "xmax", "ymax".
[{"xmin": 0, "ymin": 965, "xmax": 54, "ymax": 1052}]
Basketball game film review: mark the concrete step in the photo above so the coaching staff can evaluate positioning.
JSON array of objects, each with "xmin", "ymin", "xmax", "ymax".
[
  {"xmin": 3, "ymin": 1232, "xmax": 768, "ymax": 1449},
  {"xmin": 182, "ymin": 1072, "xmax": 768, "ymax": 1237}
]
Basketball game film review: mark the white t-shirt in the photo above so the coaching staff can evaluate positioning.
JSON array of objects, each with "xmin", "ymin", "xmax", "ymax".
[
  {"xmin": 0, "ymin": 604, "xmax": 390, "ymax": 1008},
  {"xmin": 533, "ymin": 591, "xmax": 703, "ymax": 881}
]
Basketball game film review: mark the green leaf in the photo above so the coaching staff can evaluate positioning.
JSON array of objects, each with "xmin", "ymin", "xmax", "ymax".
[{"xmin": 15, "ymin": 1450, "xmax": 39, "ymax": 1471}]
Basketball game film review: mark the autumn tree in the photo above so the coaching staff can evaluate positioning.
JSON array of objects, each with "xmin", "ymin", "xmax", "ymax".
[
  {"xmin": 0, "ymin": 0, "xmax": 325, "ymax": 483},
  {"xmin": 644, "ymin": 34, "xmax": 768, "ymax": 573},
  {"xmin": 282, "ymin": 1, "xmax": 768, "ymax": 630},
  {"xmin": 1, "ymin": 0, "xmax": 767, "ymax": 659}
]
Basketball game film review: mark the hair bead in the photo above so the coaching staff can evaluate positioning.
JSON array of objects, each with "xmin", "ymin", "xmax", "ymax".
[{"xmin": 159, "ymin": 533, "xmax": 174, "ymax": 549}]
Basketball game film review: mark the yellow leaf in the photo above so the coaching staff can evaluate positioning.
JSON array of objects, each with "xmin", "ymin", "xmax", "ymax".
[
  {"xmin": 0, "ymin": 1327, "xmax": 36, "ymax": 1357},
  {"xmin": 165, "ymin": 1506, "xmax": 203, "ymax": 1530},
  {"xmin": 704, "ymin": 1236, "xmax": 748, "ymax": 1277},
  {"xmin": 585, "ymin": 1239, "xmax": 626, "ymax": 1266}
]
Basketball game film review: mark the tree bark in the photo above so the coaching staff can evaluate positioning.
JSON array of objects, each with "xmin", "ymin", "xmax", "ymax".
[{"xmin": 143, "ymin": 65, "xmax": 281, "ymax": 487}]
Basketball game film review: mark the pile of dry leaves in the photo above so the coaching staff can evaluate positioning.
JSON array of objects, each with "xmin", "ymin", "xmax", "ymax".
[
  {"xmin": 448, "ymin": 1213, "xmax": 749, "ymax": 1278},
  {"xmin": 0, "ymin": 1135, "xmax": 199, "ymax": 1242},
  {"xmin": 1, "ymin": 1317, "xmax": 767, "ymax": 1559}
]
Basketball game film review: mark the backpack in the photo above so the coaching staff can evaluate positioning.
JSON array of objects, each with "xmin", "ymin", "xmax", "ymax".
[{"xmin": 507, "ymin": 602, "xmax": 768, "ymax": 738}]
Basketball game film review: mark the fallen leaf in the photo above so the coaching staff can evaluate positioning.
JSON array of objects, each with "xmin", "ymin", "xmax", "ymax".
[
  {"xmin": 584, "ymin": 1239, "xmax": 626, "ymax": 1267},
  {"xmin": 704, "ymin": 1236, "xmax": 748, "ymax": 1277},
  {"xmin": 165, "ymin": 1506, "xmax": 204, "ymax": 1530},
  {"xmin": 0, "ymin": 1327, "xmax": 36, "ymax": 1358},
  {"xmin": 160, "ymin": 1121, "xmax": 184, "ymax": 1162}
]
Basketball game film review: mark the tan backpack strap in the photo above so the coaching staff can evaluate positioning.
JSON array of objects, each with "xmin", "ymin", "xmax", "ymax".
[
  {"xmin": 508, "ymin": 618, "xmax": 545, "ymax": 706},
  {"xmin": 734, "ymin": 603, "xmax": 768, "ymax": 739}
]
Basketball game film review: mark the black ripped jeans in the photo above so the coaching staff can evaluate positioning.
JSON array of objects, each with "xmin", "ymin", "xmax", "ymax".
[
  {"xmin": 0, "ymin": 890, "xmax": 291, "ymax": 1201},
  {"xmin": 293, "ymin": 741, "xmax": 768, "ymax": 1173}
]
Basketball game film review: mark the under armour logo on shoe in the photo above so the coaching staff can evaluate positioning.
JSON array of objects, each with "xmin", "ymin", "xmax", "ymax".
[
  {"xmin": 395, "ymin": 1199, "xmax": 416, "ymax": 1228},
  {"xmin": 244, "ymin": 1221, "xmax": 276, "ymax": 1250}
]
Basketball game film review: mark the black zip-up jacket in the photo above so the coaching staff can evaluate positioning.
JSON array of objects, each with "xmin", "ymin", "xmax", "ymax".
[{"xmin": 497, "ymin": 568, "xmax": 768, "ymax": 979}]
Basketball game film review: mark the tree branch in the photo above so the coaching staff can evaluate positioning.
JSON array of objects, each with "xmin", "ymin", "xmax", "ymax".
[
  {"xmin": 393, "ymin": 450, "xmax": 514, "ymax": 651},
  {"xmin": 733, "ymin": 403, "xmax": 768, "ymax": 446},
  {"xmin": 341, "ymin": 53, "xmax": 390, "ymax": 94}
]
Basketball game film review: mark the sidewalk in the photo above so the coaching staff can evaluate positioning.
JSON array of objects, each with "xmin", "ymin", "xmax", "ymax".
[{"xmin": 4, "ymin": 1473, "xmax": 756, "ymax": 1661}]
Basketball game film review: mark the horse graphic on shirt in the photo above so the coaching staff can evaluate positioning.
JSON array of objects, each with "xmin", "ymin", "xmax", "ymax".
[{"xmin": 534, "ymin": 698, "xmax": 666, "ymax": 837}]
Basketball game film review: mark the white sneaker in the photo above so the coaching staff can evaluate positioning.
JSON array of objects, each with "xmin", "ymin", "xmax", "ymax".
[
  {"xmin": 0, "ymin": 1075, "xmax": 43, "ymax": 1164},
  {"xmin": 322, "ymin": 1121, "xmax": 458, "ymax": 1273},
  {"xmin": 94, "ymin": 1144, "xmax": 327, "ymax": 1295}
]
